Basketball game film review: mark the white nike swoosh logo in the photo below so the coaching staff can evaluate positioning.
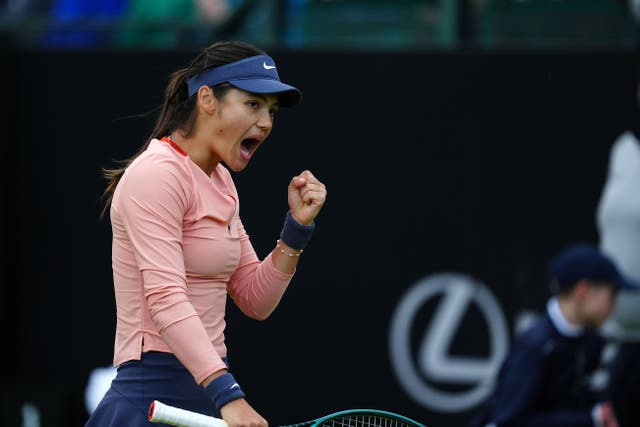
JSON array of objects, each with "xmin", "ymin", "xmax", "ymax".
[
  {"xmin": 230, "ymin": 383, "xmax": 240, "ymax": 389},
  {"xmin": 263, "ymin": 62, "xmax": 276, "ymax": 70}
]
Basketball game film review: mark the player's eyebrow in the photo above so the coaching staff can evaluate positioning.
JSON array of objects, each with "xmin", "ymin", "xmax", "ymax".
[{"xmin": 248, "ymin": 92, "xmax": 280, "ymax": 107}]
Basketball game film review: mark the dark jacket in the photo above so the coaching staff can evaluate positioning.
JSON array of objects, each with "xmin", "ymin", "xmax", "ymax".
[{"xmin": 469, "ymin": 305, "xmax": 607, "ymax": 427}]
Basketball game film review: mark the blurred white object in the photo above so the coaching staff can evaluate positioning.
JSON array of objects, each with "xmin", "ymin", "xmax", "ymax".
[
  {"xmin": 597, "ymin": 130, "xmax": 640, "ymax": 341},
  {"xmin": 84, "ymin": 365, "xmax": 117, "ymax": 414},
  {"xmin": 21, "ymin": 402, "xmax": 40, "ymax": 427},
  {"xmin": 631, "ymin": 0, "xmax": 640, "ymax": 22},
  {"xmin": 514, "ymin": 310, "xmax": 540, "ymax": 336}
]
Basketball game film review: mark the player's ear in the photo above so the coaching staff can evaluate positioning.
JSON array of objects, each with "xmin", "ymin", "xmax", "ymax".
[{"xmin": 196, "ymin": 86, "xmax": 218, "ymax": 114}]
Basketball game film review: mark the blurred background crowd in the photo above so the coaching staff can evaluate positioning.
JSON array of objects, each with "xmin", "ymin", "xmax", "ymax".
[{"xmin": 1, "ymin": 0, "xmax": 639, "ymax": 51}]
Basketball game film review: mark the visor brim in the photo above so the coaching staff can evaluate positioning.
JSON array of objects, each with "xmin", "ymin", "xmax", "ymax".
[{"xmin": 229, "ymin": 79, "xmax": 301, "ymax": 107}]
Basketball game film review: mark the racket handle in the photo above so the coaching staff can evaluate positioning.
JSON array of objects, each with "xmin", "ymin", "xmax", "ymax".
[{"xmin": 149, "ymin": 400, "xmax": 229, "ymax": 427}]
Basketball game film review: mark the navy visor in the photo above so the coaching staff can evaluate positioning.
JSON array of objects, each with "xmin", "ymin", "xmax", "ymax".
[{"xmin": 186, "ymin": 54, "xmax": 301, "ymax": 107}]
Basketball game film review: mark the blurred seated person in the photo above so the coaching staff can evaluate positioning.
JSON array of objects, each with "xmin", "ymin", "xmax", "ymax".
[
  {"xmin": 115, "ymin": 0, "xmax": 232, "ymax": 49},
  {"xmin": 43, "ymin": 0, "xmax": 128, "ymax": 47},
  {"xmin": 469, "ymin": 242, "xmax": 638, "ymax": 427}
]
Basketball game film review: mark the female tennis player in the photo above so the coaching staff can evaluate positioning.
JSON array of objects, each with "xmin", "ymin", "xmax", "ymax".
[{"xmin": 85, "ymin": 40, "xmax": 327, "ymax": 427}]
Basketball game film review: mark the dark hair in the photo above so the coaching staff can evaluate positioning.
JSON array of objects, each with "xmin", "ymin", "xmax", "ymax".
[{"xmin": 100, "ymin": 40, "xmax": 264, "ymax": 218}]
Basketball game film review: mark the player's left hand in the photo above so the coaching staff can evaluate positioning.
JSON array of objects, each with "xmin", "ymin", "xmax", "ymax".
[{"xmin": 287, "ymin": 170, "xmax": 327, "ymax": 225}]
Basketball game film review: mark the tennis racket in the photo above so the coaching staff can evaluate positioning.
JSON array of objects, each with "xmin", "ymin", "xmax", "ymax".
[{"xmin": 149, "ymin": 400, "xmax": 426, "ymax": 427}]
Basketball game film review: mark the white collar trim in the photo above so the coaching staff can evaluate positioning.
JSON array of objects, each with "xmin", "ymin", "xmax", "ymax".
[{"xmin": 547, "ymin": 297, "xmax": 584, "ymax": 337}]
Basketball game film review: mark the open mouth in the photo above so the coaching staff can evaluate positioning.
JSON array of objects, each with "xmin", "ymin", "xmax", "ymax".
[{"xmin": 240, "ymin": 138, "xmax": 260, "ymax": 157}]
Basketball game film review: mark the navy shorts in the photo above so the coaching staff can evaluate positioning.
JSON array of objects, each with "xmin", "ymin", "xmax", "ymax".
[{"xmin": 85, "ymin": 352, "xmax": 226, "ymax": 427}]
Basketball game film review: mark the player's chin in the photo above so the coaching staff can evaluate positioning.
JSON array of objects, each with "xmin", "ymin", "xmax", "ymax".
[
  {"xmin": 226, "ymin": 159, "xmax": 250, "ymax": 172},
  {"xmin": 588, "ymin": 317, "xmax": 607, "ymax": 329}
]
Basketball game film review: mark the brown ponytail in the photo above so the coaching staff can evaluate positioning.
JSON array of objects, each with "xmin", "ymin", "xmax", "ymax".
[{"xmin": 100, "ymin": 40, "xmax": 264, "ymax": 219}]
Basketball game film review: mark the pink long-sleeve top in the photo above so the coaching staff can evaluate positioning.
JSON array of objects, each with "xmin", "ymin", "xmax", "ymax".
[{"xmin": 110, "ymin": 138, "xmax": 294, "ymax": 385}]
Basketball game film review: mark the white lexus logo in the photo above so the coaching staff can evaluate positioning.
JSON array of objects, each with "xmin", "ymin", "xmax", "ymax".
[{"xmin": 389, "ymin": 273, "xmax": 508, "ymax": 412}]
